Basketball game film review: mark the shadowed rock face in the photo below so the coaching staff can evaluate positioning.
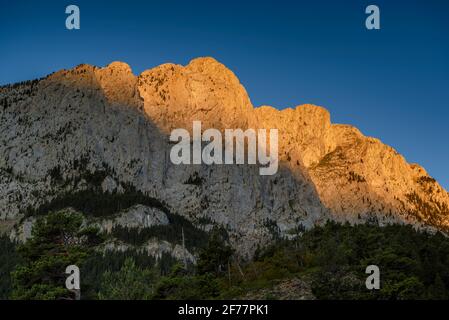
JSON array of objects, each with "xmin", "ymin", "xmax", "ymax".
[{"xmin": 0, "ymin": 57, "xmax": 448, "ymax": 256}]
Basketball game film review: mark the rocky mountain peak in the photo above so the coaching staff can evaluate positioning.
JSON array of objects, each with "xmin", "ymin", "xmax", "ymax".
[
  {"xmin": 137, "ymin": 57, "xmax": 253, "ymax": 133},
  {"xmin": 104, "ymin": 61, "xmax": 134, "ymax": 74},
  {"xmin": 0, "ymin": 57, "xmax": 448, "ymax": 257}
]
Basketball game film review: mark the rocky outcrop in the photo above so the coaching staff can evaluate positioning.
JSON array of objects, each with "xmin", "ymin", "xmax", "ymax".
[
  {"xmin": 0, "ymin": 57, "xmax": 448, "ymax": 259},
  {"xmin": 252, "ymin": 104, "xmax": 449, "ymax": 230},
  {"xmin": 101, "ymin": 239, "xmax": 196, "ymax": 264},
  {"xmin": 96, "ymin": 204, "xmax": 169, "ymax": 233}
]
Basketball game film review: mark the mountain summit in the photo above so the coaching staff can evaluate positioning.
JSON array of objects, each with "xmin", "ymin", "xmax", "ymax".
[{"xmin": 0, "ymin": 57, "xmax": 448, "ymax": 256}]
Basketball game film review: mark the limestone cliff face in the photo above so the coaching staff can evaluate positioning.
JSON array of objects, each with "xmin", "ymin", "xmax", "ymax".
[
  {"xmin": 138, "ymin": 57, "xmax": 253, "ymax": 133},
  {"xmin": 252, "ymin": 102, "xmax": 449, "ymax": 229},
  {"xmin": 0, "ymin": 57, "xmax": 448, "ymax": 257}
]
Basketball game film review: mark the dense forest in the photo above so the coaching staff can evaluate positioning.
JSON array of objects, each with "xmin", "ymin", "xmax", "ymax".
[{"xmin": 1, "ymin": 213, "xmax": 449, "ymax": 300}]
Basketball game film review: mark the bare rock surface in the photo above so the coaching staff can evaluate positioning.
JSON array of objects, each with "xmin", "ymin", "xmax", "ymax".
[
  {"xmin": 96, "ymin": 204, "xmax": 169, "ymax": 233},
  {"xmin": 0, "ymin": 57, "xmax": 448, "ymax": 258}
]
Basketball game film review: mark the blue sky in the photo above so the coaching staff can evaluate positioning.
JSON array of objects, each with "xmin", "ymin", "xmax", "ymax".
[{"xmin": 1, "ymin": 0, "xmax": 448, "ymax": 189}]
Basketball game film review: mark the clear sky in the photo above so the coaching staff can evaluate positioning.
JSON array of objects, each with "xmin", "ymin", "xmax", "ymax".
[{"xmin": 1, "ymin": 0, "xmax": 448, "ymax": 189}]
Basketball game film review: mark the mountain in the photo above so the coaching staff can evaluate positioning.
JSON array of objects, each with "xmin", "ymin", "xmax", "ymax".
[{"xmin": 0, "ymin": 57, "xmax": 448, "ymax": 258}]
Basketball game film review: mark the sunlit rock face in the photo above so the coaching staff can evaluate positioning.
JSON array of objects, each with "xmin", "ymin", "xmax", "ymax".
[{"xmin": 0, "ymin": 57, "xmax": 448, "ymax": 257}]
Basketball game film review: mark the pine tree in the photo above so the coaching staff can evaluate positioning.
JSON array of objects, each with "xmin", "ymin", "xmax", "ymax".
[
  {"xmin": 11, "ymin": 210, "xmax": 99, "ymax": 300},
  {"xmin": 197, "ymin": 227, "xmax": 233, "ymax": 276},
  {"xmin": 98, "ymin": 258, "xmax": 157, "ymax": 300}
]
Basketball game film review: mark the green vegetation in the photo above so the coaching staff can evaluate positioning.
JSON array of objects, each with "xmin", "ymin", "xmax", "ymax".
[
  {"xmin": 27, "ymin": 158, "xmax": 169, "ymax": 219},
  {"xmin": 197, "ymin": 227, "xmax": 233, "ymax": 276},
  {"xmin": 406, "ymin": 191, "xmax": 449, "ymax": 229},
  {"xmin": 10, "ymin": 211, "xmax": 100, "ymax": 300},
  {"xmin": 0, "ymin": 78, "xmax": 42, "ymax": 110},
  {"xmin": 25, "ymin": 188, "xmax": 169, "ymax": 218},
  {"xmin": 153, "ymin": 265, "xmax": 221, "ymax": 299},
  {"xmin": 0, "ymin": 235, "xmax": 22, "ymax": 299},
  {"xmin": 76, "ymin": 249, "xmax": 178, "ymax": 299},
  {"xmin": 109, "ymin": 222, "xmax": 449, "ymax": 300},
  {"xmin": 348, "ymin": 171, "xmax": 366, "ymax": 183},
  {"xmin": 184, "ymin": 172, "xmax": 204, "ymax": 186},
  {"xmin": 3, "ymin": 213, "xmax": 449, "ymax": 300},
  {"xmin": 151, "ymin": 228, "xmax": 232, "ymax": 300},
  {"xmin": 417, "ymin": 176, "xmax": 436, "ymax": 185},
  {"xmin": 98, "ymin": 258, "xmax": 158, "ymax": 300},
  {"xmin": 228, "ymin": 222, "xmax": 449, "ymax": 300},
  {"xmin": 111, "ymin": 212, "xmax": 209, "ymax": 251}
]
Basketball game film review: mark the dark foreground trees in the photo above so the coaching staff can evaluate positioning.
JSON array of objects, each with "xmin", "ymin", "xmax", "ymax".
[
  {"xmin": 3, "ymin": 215, "xmax": 449, "ymax": 300},
  {"xmin": 11, "ymin": 211, "xmax": 100, "ymax": 299}
]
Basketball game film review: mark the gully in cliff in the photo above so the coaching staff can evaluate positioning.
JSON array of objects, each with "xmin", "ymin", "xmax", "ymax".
[{"xmin": 169, "ymin": 121, "xmax": 279, "ymax": 175}]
